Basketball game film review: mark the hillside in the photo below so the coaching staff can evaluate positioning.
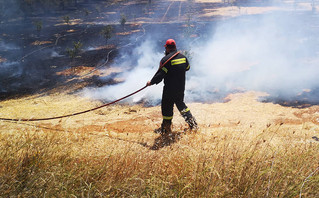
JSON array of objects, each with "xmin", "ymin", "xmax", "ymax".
[
  {"xmin": 0, "ymin": 89, "xmax": 319, "ymax": 196},
  {"xmin": 1, "ymin": 0, "xmax": 319, "ymax": 197},
  {"xmin": 1, "ymin": 89, "xmax": 319, "ymax": 148}
]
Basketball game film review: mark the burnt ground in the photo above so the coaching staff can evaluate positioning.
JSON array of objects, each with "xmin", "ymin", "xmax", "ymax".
[
  {"xmin": 1, "ymin": 0, "xmax": 319, "ymax": 107},
  {"xmin": 0, "ymin": 0, "xmax": 222, "ymax": 100},
  {"xmin": 0, "ymin": 0, "xmax": 193, "ymax": 99}
]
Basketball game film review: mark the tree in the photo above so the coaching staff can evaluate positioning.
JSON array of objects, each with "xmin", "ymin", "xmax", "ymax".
[
  {"xmin": 33, "ymin": 20, "xmax": 43, "ymax": 36},
  {"xmin": 83, "ymin": 8, "xmax": 90, "ymax": 16},
  {"xmin": 63, "ymin": 15, "xmax": 70, "ymax": 25},
  {"xmin": 67, "ymin": 41, "xmax": 83, "ymax": 59},
  {"xmin": 100, "ymin": 25, "xmax": 113, "ymax": 43},
  {"xmin": 120, "ymin": 14, "xmax": 127, "ymax": 30}
]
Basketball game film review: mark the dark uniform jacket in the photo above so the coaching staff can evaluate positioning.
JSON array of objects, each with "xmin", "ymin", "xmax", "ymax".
[{"xmin": 150, "ymin": 50, "xmax": 190, "ymax": 93}]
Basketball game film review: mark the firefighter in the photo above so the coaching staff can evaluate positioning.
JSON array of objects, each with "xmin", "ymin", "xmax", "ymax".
[{"xmin": 146, "ymin": 39, "xmax": 198, "ymax": 134}]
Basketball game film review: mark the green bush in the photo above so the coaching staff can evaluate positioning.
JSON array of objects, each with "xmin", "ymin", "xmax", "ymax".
[{"xmin": 100, "ymin": 25, "xmax": 114, "ymax": 43}]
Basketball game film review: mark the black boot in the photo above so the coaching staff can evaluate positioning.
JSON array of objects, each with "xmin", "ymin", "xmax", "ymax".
[
  {"xmin": 186, "ymin": 117, "xmax": 198, "ymax": 131},
  {"xmin": 181, "ymin": 110, "xmax": 198, "ymax": 131},
  {"xmin": 154, "ymin": 119, "xmax": 172, "ymax": 134}
]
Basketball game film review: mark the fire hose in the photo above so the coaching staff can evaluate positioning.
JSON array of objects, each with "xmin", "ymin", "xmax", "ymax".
[
  {"xmin": 0, "ymin": 51, "xmax": 180, "ymax": 122},
  {"xmin": 0, "ymin": 85, "xmax": 148, "ymax": 122}
]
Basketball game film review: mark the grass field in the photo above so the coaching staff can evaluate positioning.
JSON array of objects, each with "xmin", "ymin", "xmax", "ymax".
[
  {"xmin": 1, "ymin": 0, "xmax": 319, "ymax": 197},
  {"xmin": 0, "ymin": 91, "xmax": 318, "ymax": 197}
]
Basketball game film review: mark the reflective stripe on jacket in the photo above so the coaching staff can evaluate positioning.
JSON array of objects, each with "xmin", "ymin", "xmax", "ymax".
[{"xmin": 150, "ymin": 50, "xmax": 190, "ymax": 93}]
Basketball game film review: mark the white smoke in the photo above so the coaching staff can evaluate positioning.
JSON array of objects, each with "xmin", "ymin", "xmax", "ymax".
[
  {"xmin": 0, "ymin": 41, "xmax": 19, "ymax": 51},
  {"xmin": 83, "ymin": 39, "xmax": 163, "ymax": 104},
  {"xmin": 186, "ymin": 11, "xmax": 319, "ymax": 102},
  {"xmin": 85, "ymin": 8, "xmax": 319, "ymax": 104},
  {"xmin": 51, "ymin": 51, "xmax": 64, "ymax": 58}
]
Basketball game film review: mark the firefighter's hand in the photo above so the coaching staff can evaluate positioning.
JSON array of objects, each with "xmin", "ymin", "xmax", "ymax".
[{"xmin": 146, "ymin": 81, "xmax": 152, "ymax": 86}]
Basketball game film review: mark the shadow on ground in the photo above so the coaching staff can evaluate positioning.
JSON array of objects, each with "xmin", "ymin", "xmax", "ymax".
[{"xmin": 149, "ymin": 132, "xmax": 182, "ymax": 150}]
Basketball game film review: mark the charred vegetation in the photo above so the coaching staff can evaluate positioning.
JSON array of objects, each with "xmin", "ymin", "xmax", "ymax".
[
  {"xmin": 0, "ymin": 0, "xmax": 150, "ymax": 99},
  {"xmin": 1, "ymin": 0, "xmax": 319, "ymax": 107}
]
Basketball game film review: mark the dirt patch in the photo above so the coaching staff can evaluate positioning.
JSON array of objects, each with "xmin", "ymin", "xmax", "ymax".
[
  {"xmin": 116, "ymin": 29, "xmax": 141, "ymax": 36},
  {"xmin": 56, "ymin": 66, "xmax": 101, "ymax": 76},
  {"xmin": 293, "ymin": 106, "xmax": 319, "ymax": 125},
  {"xmin": 31, "ymin": 40, "xmax": 53, "ymax": 46},
  {"xmin": 38, "ymin": 123, "xmax": 66, "ymax": 132},
  {"xmin": 201, "ymin": 6, "xmax": 282, "ymax": 18},
  {"xmin": 77, "ymin": 125, "xmax": 107, "ymax": 133},
  {"xmin": 0, "ymin": 56, "xmax": 6, "ymax": 63},
  {"xmin": 105, "ymin": 117, "xmax": 155, "ymax": 133},
  {"xmin": 88, "ymin": 44, "xmax": 116, "ymax": 51},
  {"xmin": 67, "ymin": 29, "xmax": 76, "ymax": 33},
  {"xmin": 274, "ymin": 118, "xmax": 303, "ymax": 125}
]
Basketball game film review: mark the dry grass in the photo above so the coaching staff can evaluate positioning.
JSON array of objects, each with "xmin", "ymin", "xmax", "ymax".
[
  {"xmin": 31, "ymin": 41, "xmax": 53, "ymax": 46},
  {"xmin": 1, "ymin": 0, "xmax": 318, "ymax": 195},
  {"xmin": 0, "ymin": 91, "xmax": 318, "ymax": 197},
  {"xmin": 116, "ymin": 30, "xmax": 141, "ymax": 36},
  {"xmin": 0, "ymin": 92, "xmax": 319, "ymax": 197},
  {"xmin": 0, "ymin": 124, "xmax": 318, "ymax": 197},
  {"xmin": 56, "ymin": 66, "xmax": 102, "ymax": 76},
  {"xmin": 0, "ymin": 56, "xmax": 6, "ymax": 63}
]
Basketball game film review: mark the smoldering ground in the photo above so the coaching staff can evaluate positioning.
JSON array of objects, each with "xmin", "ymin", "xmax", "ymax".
[
  {"xmin": 85, "ymin": 8, "xmax": 319, "ymax": 106},
  {"xmin": 82, "ymin": 38, "xmax": 164, "ymax": 105},
  {"xmin": 0, "ymin": 0, "xmax": 167, "ymax": 99},
  {"xmin": 188, "ymin": 11, "xmax": 319, "ymax": 104},
  {"xmin": 2, "ymin": 1, "xmax": 319, "ymax": 107}
]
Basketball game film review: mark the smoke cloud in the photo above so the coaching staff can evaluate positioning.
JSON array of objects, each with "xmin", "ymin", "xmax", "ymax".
[
  {"xmin": 0, "ymin": 41, "xmax": 19, "ymax": 51},
  {"xmin": 85, "ymin": 6, "xmax": 319, "ymax": 105},
  {"xmin": 83, "ymin": 39, "xmax": 164, "ymax": 104},
  {"xmin": 188, "ymin": 12, "xmax": 319, "ymax": 102}
]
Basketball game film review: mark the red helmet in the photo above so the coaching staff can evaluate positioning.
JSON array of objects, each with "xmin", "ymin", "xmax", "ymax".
[{"xmin": 164, "ymin": 39, "xmax": 176, "ymax": 47}]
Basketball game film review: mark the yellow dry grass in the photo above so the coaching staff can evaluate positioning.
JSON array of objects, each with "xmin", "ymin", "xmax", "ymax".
[
  {"xmin": 92, "ymin": 44, "xmax": 116, "ymax": 50},
  {"xmin": 31, "ymin": 40, "xmax": 53, "ymax": 46},
  {"xmin": 56, "ymin": 66, "xmax": 102, "ymax": 76},
  {"xmin": 0, "ymin": 56, "xmax": 6, "ymax": 63},
  {"xmin": 66, "ymin": 29, "xmax": 76, "ymax": 33},
  {"xmin": 196, "ymin": 1, "xmax": 318, "ymax": 19},
  {"xmin": 55, "ymin": 19, "xmax": 83, "ymax": 26},
  {"xmin": 115, "ymin": 30, "xmax": 141, "ymax": 36},
  {"xmin": 0, "ymin": 89, "xmax": 318, "ymax": 197},
  {"xmin": 201, "ymin": 6, "xmax": 283, "ymax": 18},
  {"xmin": 1, "ymin": 2, "xmax": 319, "ymax": 196},
  {"xmin": 194, "ymin": 0, "xmax": 222, "ymax": 2}
]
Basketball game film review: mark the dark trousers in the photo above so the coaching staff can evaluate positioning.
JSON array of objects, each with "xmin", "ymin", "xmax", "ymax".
[{"xmin": 161, "ymin": 89, "xmax": 187, "ymax": 120}]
